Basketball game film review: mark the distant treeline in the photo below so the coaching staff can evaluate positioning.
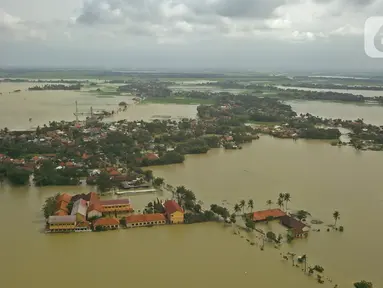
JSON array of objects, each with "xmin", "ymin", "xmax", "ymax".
[
  {"xmin": 282, "ymin": 83, "xmax": 383, "ymax": 91},
  {"xmin": 0, "ymin": 79, "xmax": 87, "ymax": 84},
  {"xmin": 28, "ymin": 84, "xmax": 81, "ymax": 91}
]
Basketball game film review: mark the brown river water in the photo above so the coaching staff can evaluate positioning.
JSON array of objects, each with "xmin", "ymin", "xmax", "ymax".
[{"xmin": 1, "ymin": 83, "xmax": 383, "ymax": 287}]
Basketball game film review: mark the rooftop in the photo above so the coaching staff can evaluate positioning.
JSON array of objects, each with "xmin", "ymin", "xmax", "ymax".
[
  {"xmin": 55, "ymin": 201, "xmax": 69, "ymax": 214},
  {"xmin": 71, "ymin": 199, "xmax": 87, "ymax": 216},
  {"xmin": 48, "ymin": 215, "xmax": 76, "ymax": 224},
  {"xmin": 164, "ymin": 200, "xmax": 183, "ymax": 214},
  {"xmin": 56, "ymin": 193, "xmax": 72, "ymax": 203},
  {"xmin": 280, "ymin": 215, "xmax": 308, "ymax": 233},
  {"xmin": 126, "ymin": 213, "xmax": 166, "ymax": 223},
  {"xmin": 252, "ymin": 209, "xmax": 286, "ymax": 222},
  {"xmin": 100, "ymin": 199, "xmax": 131, "ymax": 206},
  {"xmin": 93, "ymin": 217, "xmax": 119, "ymax": 227}
]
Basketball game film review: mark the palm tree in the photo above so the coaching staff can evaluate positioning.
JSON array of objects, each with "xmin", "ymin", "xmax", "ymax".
[
  {"xmin": 277, "ymin": 198, "xmax": 284, "ymax": 210},
  {"xmin": 284, "ymin": 193, "xmax": 291, "ymax": 210},
  {"xmin": 239, "ymin": 200, "xmax": 246, "ymax": 214},
  {"xmin": 266, "ymin": 200, "xmax": 273, "ymax": 209},
  {"xmin": 333, "ymin": 211, "xmax": 340, "ymax": 227},
  {"xmin": 279, "ymin": 193, "xmax": 285, "ymax": 201},
  {"xmin": 234, "ymin": 204, "xmax": 241, "ymax": 215},
  {"xmin": 247, "ymin": 199, "xmax": 254, "ymax": 213}
]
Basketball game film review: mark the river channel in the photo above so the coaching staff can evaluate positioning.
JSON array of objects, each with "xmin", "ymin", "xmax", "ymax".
[{"xmin": 1, "ymin": 82, "xmax": 382, "ymax": 287}]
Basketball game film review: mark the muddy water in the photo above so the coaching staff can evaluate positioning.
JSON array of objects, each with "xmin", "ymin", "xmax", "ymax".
[
  {"xmin": 1, "ymin": 82, "xmax": 382, "ymax": 287},
  {"xmin": 287, "ymin": 100, "xmax": 383, "ymax": 125},
  {"xmin": 277, "ymin": 85, "xmax": 383, "ymax": 98},
  {"xmin": 151, "ymin": 137, "xmax": 383, "ymax": 287},
  {"xmin": 1, "ymin": 137, "xmax": 381, "ymax": 288},
  {"xmin": 0, "ymin": 83, "xmax": 196, "ymax": 130}
]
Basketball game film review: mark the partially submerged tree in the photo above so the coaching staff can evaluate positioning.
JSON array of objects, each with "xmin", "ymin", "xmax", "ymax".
[
  {"xmin": 42, "ymin": 193, "xmax": 60, "ymax": 219},
  {"xmin": 333, "ymin": 210, "xmax": 340, "ymax": 227},
  {"xmin": 354, "ymin": 280, "xmax": 373, "ymax": 288}
]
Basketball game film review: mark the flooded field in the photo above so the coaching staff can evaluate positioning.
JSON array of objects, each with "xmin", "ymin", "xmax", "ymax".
[
  {"xmin": 1, "ymin": 136, "xmax": 382, "ymax": 288},
  {"xmin": 0, "ymin": 82, "xmax": 196, "ymax": 130},
  {"xmin": 0, "ymin": 81, "xmax": 382, "ymax": 288},
  {"xmin": 277, "ymin": 85, "xmax": 383, "ymax": 98},
  {"xmin": 287, "ymin": 100, "xmax": 383, "ymax": 125}
]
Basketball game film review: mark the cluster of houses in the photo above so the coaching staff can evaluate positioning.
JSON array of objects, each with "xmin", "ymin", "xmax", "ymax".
[
  {"xmin": 47, "ymin": 192, "xmax": 184, "ymax": 233},
  {"xmin": 250, "ymin": 208, "xmax": 309, "ymax": 238}
]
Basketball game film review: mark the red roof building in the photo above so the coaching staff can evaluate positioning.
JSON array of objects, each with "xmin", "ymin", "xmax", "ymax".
[
  {"xmin": 125, "ymin": 213, "xmax": 166, "ymax": 228},
  {"xmin": 56, "ymin": 193, "xmax": 72, "ymax": 204},
  {"xmin": 251, "ymin": 209, "xmax": 286, "ymax": 222},
  {"xmin": 163, "ymin": 200, "xmax": 183, "ymax": 214},
  {"xmin": 93, "ymin": 217, "xmax": 120, "ymax": 229},
  {"xmin": 144, "ymin": 153, "xmax": 159, "ymax": 161}
]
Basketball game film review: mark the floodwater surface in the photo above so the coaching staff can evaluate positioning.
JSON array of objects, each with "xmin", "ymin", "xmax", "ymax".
[
  {"xmin": 1, "ymin": 82, "xmax": 382, "ymax": 288},
  {"xmin": 277, "ymin": 85, "xmax": 383, "ymax": 98},
  {"xmin": 287, "ymin": 100, "xmax": 383, "ymax": 125},
  {"xmin": 1, "ymin": 137, "xmax": 382, "ymax": 288},
  {"xmin": 0, "ymin": 83, "xmax": 196, "ymax": 129}
]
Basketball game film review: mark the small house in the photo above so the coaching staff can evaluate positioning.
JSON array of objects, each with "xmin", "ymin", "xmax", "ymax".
[
  {"xmin": 280, "ymin": 215, "xmax": 309, "ymax": 238},
  {"xmin": 251, "ymin": 209, "xmax": 286, "ymax": 222},
  {"xmin": 163, "ymin": 200, "xmax": 184, "ymax": 224}
]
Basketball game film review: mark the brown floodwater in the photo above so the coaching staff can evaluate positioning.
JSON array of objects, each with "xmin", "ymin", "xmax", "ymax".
[
  {"xmin": 0, "ymin": 83, "xmax": 197, "ymax": 130},
  {"xmin": 1, "ymin": 82, "xmax": 382, "ymax": 287},
  {"xmin": 1, "ymin": 137, "xmax": 382, "ymax": 288}
]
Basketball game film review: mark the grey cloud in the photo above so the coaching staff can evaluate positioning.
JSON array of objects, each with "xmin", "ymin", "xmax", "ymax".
[{"xmin": 207, "ymin": 0, "xmax": 285, "ymax": 18}]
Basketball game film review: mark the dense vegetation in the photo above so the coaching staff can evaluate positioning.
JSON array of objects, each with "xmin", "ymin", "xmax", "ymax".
[{"xmin": 28, "ymin": 84, "xmax": 81, "ymax": 91}]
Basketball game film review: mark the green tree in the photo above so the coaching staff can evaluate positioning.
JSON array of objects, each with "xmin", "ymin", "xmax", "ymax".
[
  {"xmin": 284, "ymin": 193, "xmax": 291, "ymax": 210},
  {"xmin": 239, "ymin": 200, "xmax": 246, "ymax": 214},
  {"xmin": 153, "ymin": 177, "xmax": 164, "ymax": 187},
  {"xmin": 354, "ymin": 280, "xmax": 373, "ymax": 288},
  {"xmin": 266, "ymin": 231, "xmax": 276, "ymax": 242},
  {"xmin": 245, "ymin": 217, "xmax": 255, "ymax": 231},
  {"xmin": 234, "ymin": 204, "xmax": 241, "ymax": 215},
  {"xmin": 96, "ymin": 172, "xmax": 112, "ymax": 193},
  {"xmin": 333, "ymin": 210, "xmax": 340, "ymax": 227},
  {"xmin": 277, "ymin": 198, "xmax": 284, "ymax": 210},
  {"xmin": 230, "ymin": 213, "xmax": 236, "ymax": 224},
  {"xmin": 7, "ymin": 167, "xmax": 31, "ymax": 185},
  {"xmin": 143, "ymin": 170, "xmax": 153, "ymax": 182},
  {"xmin": 266, "ymin": 199, "xmax": 273, "ymax": 209},
  {"xmin": 42, "ymin": 193, "xmax": 59, "ymax": 219},
  {"xmin": 247, "ymin": 199, "xmax": 254, "ymax": 213}
]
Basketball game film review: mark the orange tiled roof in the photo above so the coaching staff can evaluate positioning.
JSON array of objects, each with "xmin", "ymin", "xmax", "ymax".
[
  {"xmin": 164, "ymin": 200, "xmax": 183, "ymax": 214},
  {"xmin": 56, "ymin": 201, "xmax": 69, "ymax": 213},
  {"xmin": 88, "ymin": 203, "xmax": 103, "ymax": 213},
  {"xmin": 252, "ymin": 209, "xmax": 286, "ymax": 221},
  {"xmin": 76, "ymin": 221, "xmax": 90, "ymax": 228},
  {"xmin": 126, "ymin": 213, "xmax": 166, "ymax": 223},
  {"xmin": 100, "ymin": 199, "xmax": 131, "ymax": 206},
  {"xmin": 54, "ymin": 210, "xmax": 68, "ymax": 216},
  {"xmin": 93, "ymin": 217, "xmax": 119, "ymax": 227},
  {"xmin": 144, "ymin": 153, "xmax": 159, "ymax": 161},
  {"xmin": 56, "ymin": 193, "xmax": 72, "ymax": 203}
]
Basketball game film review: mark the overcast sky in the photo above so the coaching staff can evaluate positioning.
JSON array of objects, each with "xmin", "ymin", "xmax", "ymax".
[{"xmin": 1, "ymin": 0, "xmax": 383, "ymax": 72}]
